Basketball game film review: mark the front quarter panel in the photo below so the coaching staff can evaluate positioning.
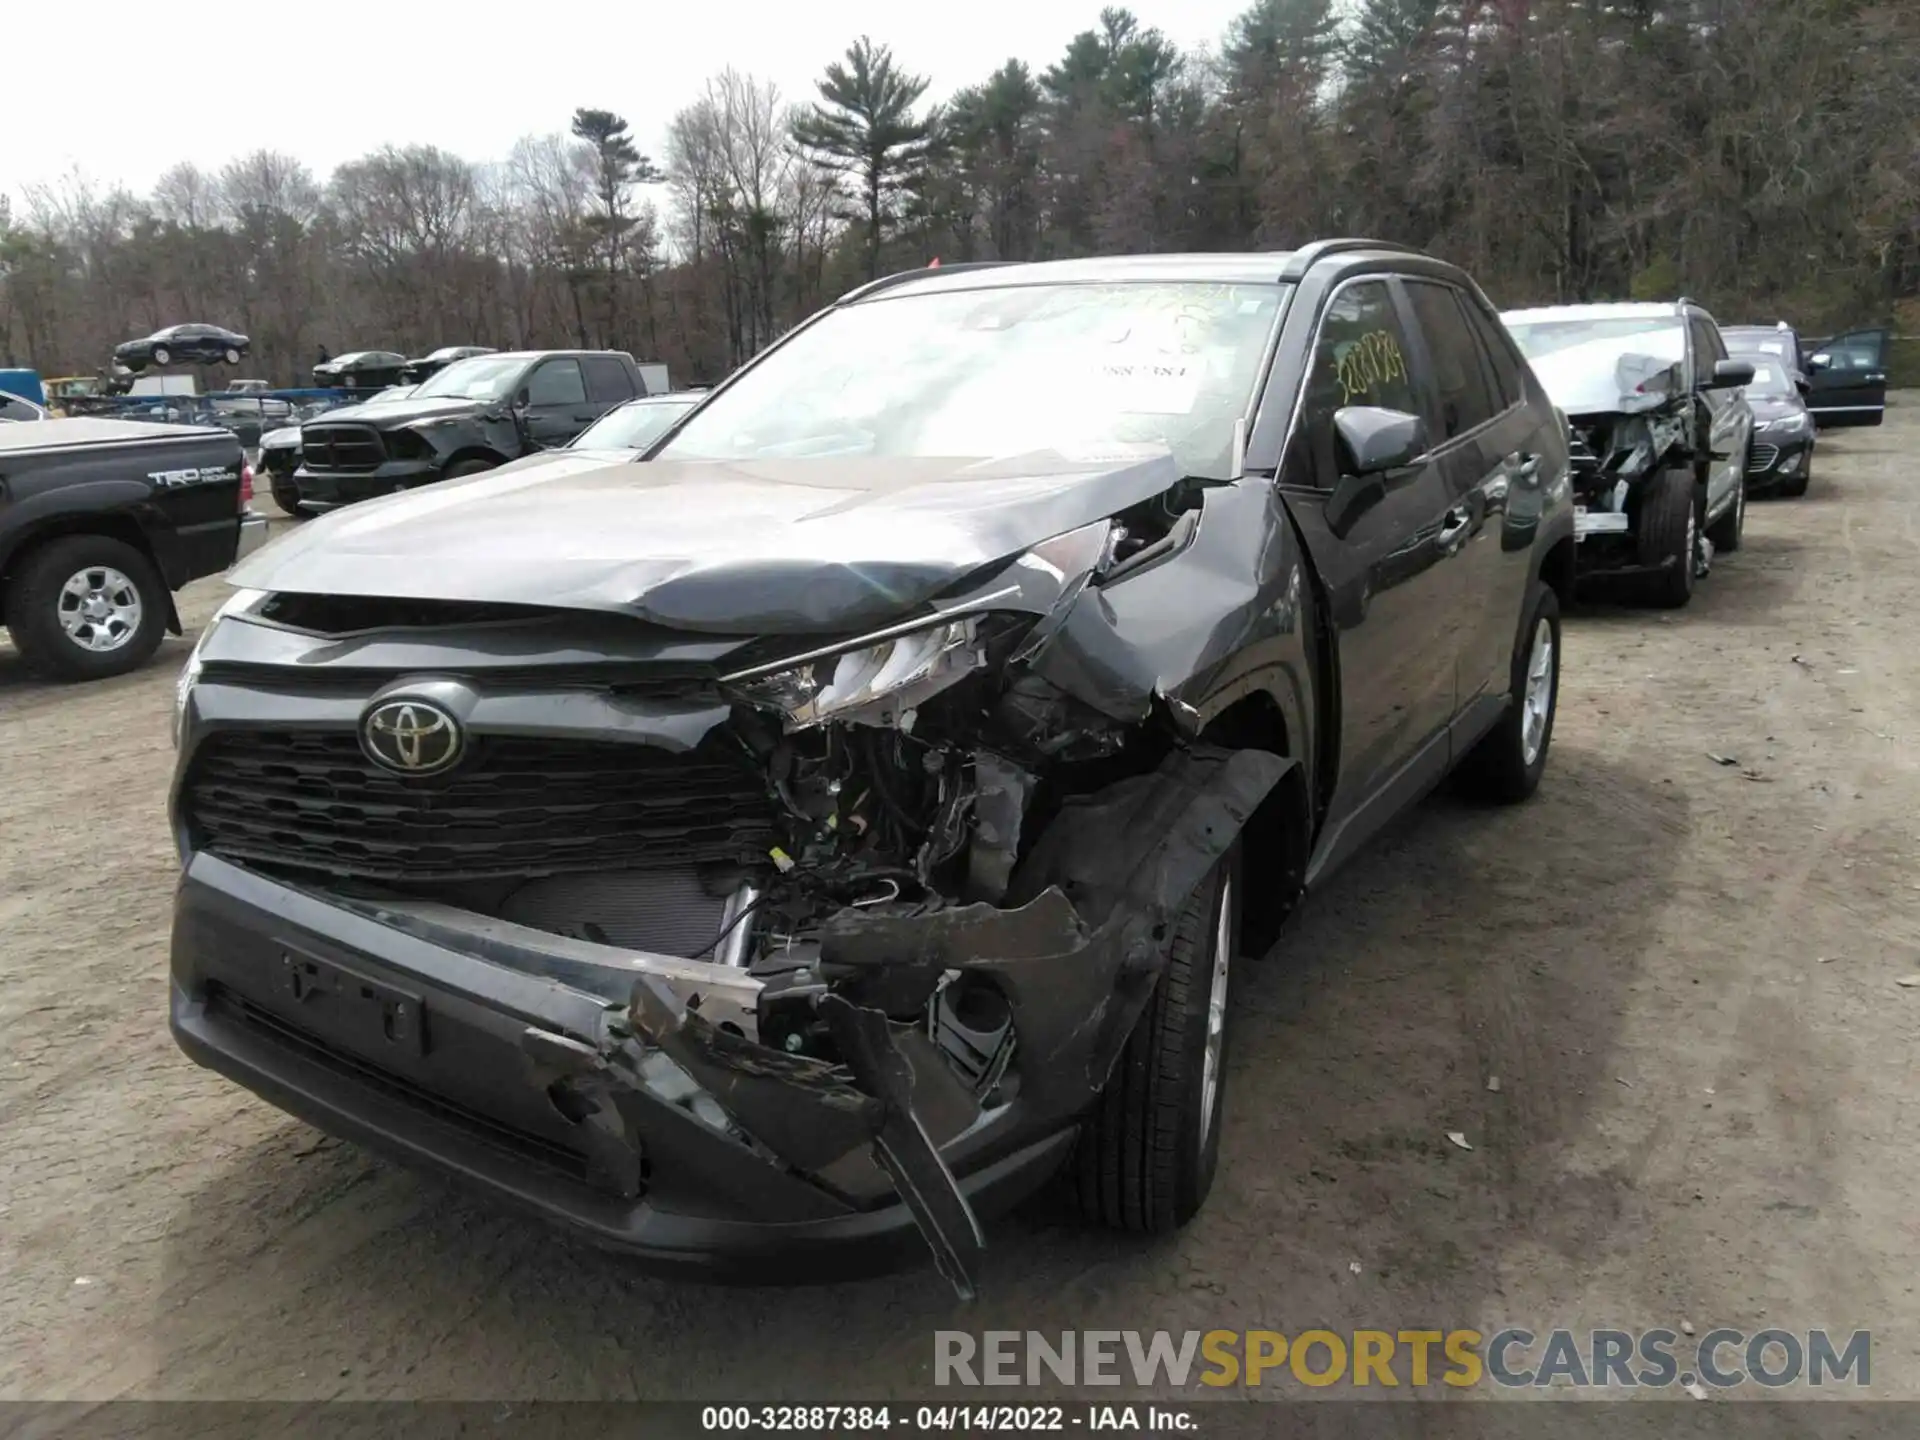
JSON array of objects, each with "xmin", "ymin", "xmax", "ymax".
[{"xmin": 1026, "ymin": 476, "xmax": 1317, "ymax": 786}]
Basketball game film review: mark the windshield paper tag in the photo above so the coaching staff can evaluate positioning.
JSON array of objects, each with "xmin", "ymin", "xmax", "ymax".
[{"xmin": 1085, "ymin": 360, "xmax": 1201, "ymax": 415}]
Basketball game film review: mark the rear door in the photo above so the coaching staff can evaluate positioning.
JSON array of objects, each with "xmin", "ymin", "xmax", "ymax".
[
  {"xmin": 1806, "ymin": 328, "xmax": 1890, "ymax": 428},
  {"xmin": 580, "ymin": 355, "xmax": 639, "ymax": 423},
  {"xmin": 1401, "ymin": 279, "xmax": 1544, "ymax": 720},
  {"xmin": 1278, "ymin": 277, "xmax": 1466, "ymax": 870}
]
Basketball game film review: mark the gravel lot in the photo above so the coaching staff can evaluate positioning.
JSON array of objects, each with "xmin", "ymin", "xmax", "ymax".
[{"xmin": 4, "ymin": 406, "xmax": 1918, "ymax": 1402}]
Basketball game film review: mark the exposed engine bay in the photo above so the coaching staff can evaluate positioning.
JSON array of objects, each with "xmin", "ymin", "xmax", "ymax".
[
  {"xmin": 180, "ymin": 449, "xmax": 1300, "ymax": 1300},
  {"xmin": 1562, "ymin": 356, "xmax": 1715, "ymax": 577}
]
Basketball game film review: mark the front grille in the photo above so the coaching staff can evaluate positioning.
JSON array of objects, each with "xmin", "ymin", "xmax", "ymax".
[
  {"xmin": 185, "ymin": 731, "xmax": 775, "ymax": 883},
  {"xmin": 1747, "ymin": 444, "xmax": 1780, "ymax": 474},
  {"xmin": 205, "ymin": 983, "xmax": 593, "ymax": 1183},
  {"xmin": 302, "ymin": 424, "xmax": 385, "ymax": 473}
]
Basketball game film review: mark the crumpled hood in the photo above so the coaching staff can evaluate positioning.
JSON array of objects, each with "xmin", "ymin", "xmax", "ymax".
[
  {"xmin": 1529, "ymin": 340, "xmax": 1685, "ymax": 417},
  {"xmin": 303, "ymin": 395, "xmax": 486, "ymax": 429},
  {"xmin": 231, "ymin": 448, "xmax": 1183, "ymax": 633}
]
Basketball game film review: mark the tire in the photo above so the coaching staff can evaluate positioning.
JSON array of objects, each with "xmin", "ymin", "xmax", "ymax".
[
  {"xmin": 152, "ymin": 346, "xmax": 172, "ymax": 366},
  {"xmin": 224, "ymin": 347, "xmax": 241, "ymax": 365},
  {"xmin": 1072, "ymin": 845, "xmax": 1240, "ymax": 1234},
  {"xmin": 1458, "ymin": 583, "xmax": 1560, "ymax": 804},
  {"xmin": 1707, "ymin": 469, "xmax": 1745, "ymax": 553},
  {"xmin": 443, "ymin": 457, "xmax": 498, "ymax": 482},
  {"xmin": 271, "ymin": 479, "xmax": 308, "ymax": 518},
  {"xmin": 1636, "ymin": 467, "xmax": 1697, "ymax": 608},
  {"xmin": 3, "ymin": 535, "xmax": 167, "ymax": 681}
]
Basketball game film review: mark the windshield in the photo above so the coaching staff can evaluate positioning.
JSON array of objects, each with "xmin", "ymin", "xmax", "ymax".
[
  {"xmin": 657, "ymin": 280, "xmax": 1288, "ymax": 479},
  {"xmin": 413, "ymin": 355, "xmax": 525, "ymax": 401},
  {"xmin": 573, "ymin": 399, "xmax": 697, "ymax": 451},
  {"xmin": 1741, "ymin": 360, "xmax": 1795, "ymax": 397},
  {"xmin": 1505, "ymin": 316, "xmax": 1685, "ymax": 362}
]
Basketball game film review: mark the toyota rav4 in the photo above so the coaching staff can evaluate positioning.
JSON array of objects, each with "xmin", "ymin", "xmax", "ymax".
[{"xmin": 169, "ymin": 242, "xmax": 1574, "ymax": 1297}]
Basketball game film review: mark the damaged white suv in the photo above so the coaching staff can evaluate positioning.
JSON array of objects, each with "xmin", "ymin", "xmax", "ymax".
[{"xmin": 1502, "ymin": 301, "xmax": 1754, "ymax": 607}]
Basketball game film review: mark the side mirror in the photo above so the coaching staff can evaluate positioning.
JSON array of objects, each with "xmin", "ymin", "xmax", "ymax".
[
  {"xmin": 513, "ymin": 387, "xmax": 531, "ymax": 409},
  {"xmin": 1703, "ymin": 359, "xmax": 1754, "ymax": 391},
  {"xmin": 1333, "ymin": 405, "xmax": 1428, "ymax": 475},
  {"xmin": 1326, "ymin": 406, "xmax": 1428, "ymax": 537},
  {"xmin": 1808, "ymin": 352, "xmax": 1831, "ymax": 372}
]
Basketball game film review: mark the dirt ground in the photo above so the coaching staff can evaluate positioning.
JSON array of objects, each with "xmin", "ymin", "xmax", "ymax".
[{"xmin": 4, "ymin": 405, "xmax": 1919, "ymax": 1403}]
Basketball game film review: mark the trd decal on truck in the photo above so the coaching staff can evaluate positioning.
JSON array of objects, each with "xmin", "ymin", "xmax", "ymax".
[{"xmin": 147, "ymin": 466, "xmax": 236, "ymax": 488}]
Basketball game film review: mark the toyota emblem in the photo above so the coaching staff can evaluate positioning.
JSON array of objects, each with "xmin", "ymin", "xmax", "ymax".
[{"xmin": 360, "ymin": 698, "xmax": 464, "ymax": 776}]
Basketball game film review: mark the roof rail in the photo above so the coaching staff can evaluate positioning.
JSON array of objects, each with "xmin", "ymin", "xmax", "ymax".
[
  {"xmin": 839, "ymin": 260, "xmax": 1023, "ymax": 305},
  {"xmin": 1278, "ymin": 238, "xmax": 1427, "ymax": 282}
]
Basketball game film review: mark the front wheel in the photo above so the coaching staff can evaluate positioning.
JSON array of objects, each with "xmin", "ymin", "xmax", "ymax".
[
  {"xmin": 223, "ymin": 347, "xmax": 241, "ymax": 365},
  {"xmin": 1072, "ymin": 846, "xmax": 1240, "ymax": 1233},
  {"xmin": 151, "ymin": 346, "xmax": 172, "ymax": 367},
  {"xmin": 1458, "ymin": 583, "xmax": 1560, "ymax": 803},
  {"xmin": 270, "ymin": 479, "xmax": 308, "ymax": 518},
  {"xmin": 1707, "ymin": 469, "xmax": 1745, "ymax": 553},
  {"xmin": 1637, "ymin": 468, "xmax": 1697, "ymax": 608},
  {"xmin": 3, "ymin": 535, "xmax": 167, "ymax": 681}
]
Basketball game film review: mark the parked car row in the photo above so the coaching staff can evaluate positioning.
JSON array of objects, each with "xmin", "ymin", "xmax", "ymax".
[
  {"xmin": 2, "ymin": 241, "xmax": 1897, "ymax": 1300},
  {"xmin": 272, "ymin": 350, "xmax": 679, "ymax": 516},
  {"xmin": 1494, "ymin": 301, "xmax": 1887, "ymax": 608}
]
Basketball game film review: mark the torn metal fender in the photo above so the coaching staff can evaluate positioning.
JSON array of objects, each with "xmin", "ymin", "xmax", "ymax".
[
  {"xmin": 824, "ymin": 746, "xmax": 1292, "ymax": 1109},
  {"xmin": 1021, "ymin": 478, "xmax": 1312, "ymax": 746}
]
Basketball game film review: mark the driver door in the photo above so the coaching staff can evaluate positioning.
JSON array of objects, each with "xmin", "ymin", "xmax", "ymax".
[{"xmin": 1279, "ymin": 277, "xmax": 1468, "ymax": 878}]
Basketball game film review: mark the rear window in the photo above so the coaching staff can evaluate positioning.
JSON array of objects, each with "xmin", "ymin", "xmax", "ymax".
[{"xmin": 582, "ymin": 356, "xmax": 637, "ymax": 404}]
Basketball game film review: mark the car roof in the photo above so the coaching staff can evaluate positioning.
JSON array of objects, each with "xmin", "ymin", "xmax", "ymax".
[{"xmin": 1501, "ymin": 301, "xmax": 1689, "ymax": 323}]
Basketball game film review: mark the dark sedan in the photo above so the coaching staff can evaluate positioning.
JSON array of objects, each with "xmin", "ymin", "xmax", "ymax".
[
  {"xmin": 114, "ymin": 325, "xmax": 250, "ymax": 371},
  {"xmin": 1733, "ymin": 355, "xmax": 1816, "ymax": 497},
  {"xmin": 402, "ymin": 346, "xmax": 496, "ymax": 383},
  {"xmin": 313, "ymin": 351, "xmax": 409, "ymax": 389}
]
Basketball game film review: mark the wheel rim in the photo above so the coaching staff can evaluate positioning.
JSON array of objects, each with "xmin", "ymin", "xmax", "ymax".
[
  {"xmin": 1521, "ymin": 615, "xmax": 1555, "ymax": 766},
  {"xmin": 57, "ymin": 566, "xmax": 143, "ymax": 652},
  {"xmin": 1198, "ymin": 875, "xmax": 1234, "ymax": 1151}
]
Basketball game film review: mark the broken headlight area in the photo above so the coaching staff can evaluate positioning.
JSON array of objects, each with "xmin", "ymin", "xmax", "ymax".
[{"xmin": 1566, "ymin": 410, "xmax": 1691, "ymax": 541}]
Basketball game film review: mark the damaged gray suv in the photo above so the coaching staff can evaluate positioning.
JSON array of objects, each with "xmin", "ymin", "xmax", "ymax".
[{"xmin": 169, "ymin": 242, "xmax": 1574, "ymax": 1298}]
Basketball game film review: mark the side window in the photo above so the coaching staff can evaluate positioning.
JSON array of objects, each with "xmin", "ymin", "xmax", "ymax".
[
  {"xmin": 1461, "ymin": 297, "xmax": 1526, "ymax": 410},
  {"xmin": 582, "ymin": 356, "xmax": 636, "ymax": 403},
  {"xmin": 1404, "ymin": 281, "xmax": 1498, "ymax": 440},
  {"xmin": 1687, "ymin": 316, "xmax": 1722, "ymax": 381},
  {"xmin": 0, "ymin": 395, "xmax": 40, "ymax": 420},
  {"xmin": 525, "ymin": 358, "xmax": 586, "ymax": 406},
  {"xmin": 1294, "ymin": 281, "xmax": 1425, "ymax": 488}
]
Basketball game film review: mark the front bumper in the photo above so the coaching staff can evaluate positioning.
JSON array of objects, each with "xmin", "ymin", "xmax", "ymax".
[
  {"xmin": 293, "ymin": 460, "xmax": 439, "ymax": 511},
  {"xmin": 1745, "ymin": 432, "xmax": 1813, "ymax": 491},
  {"xmin": 169, "ymin": 852, "xmax": 1076, "ymax": 1282},
  {"xmin": 167, "ymin": 742, "xmax": 1285, "ymax": 1293}
]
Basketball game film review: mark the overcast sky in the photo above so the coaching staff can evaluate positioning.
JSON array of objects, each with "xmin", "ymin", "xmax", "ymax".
[{"xmin": 4, "ymin": 1, "xmax": 1250, "ymax": 212}]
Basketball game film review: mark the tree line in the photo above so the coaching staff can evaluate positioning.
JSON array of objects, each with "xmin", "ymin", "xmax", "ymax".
[{"xmin": 2, "ymin": 0, "xmax": 1915, "ymax": 388}]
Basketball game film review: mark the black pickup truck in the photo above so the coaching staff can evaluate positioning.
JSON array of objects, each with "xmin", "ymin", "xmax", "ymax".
[
  {"xmin": 291, "ymin": 350, "xmax": 657, "ymax": 513},
  {"xmin": 1, "ymin": 417, "xmax": 267, "ymax": 680}
]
